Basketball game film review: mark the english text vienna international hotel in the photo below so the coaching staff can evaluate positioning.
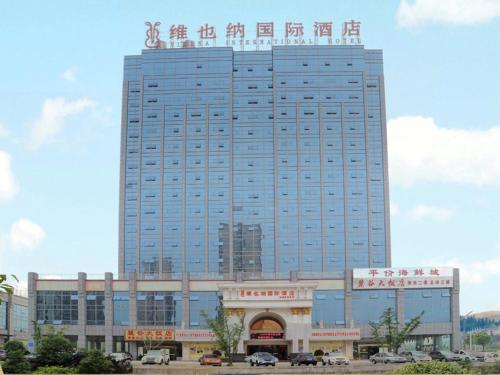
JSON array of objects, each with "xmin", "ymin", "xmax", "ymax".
[{"xmin": 29, "ymin": 43, "xmax": 460, "ymax": 360}]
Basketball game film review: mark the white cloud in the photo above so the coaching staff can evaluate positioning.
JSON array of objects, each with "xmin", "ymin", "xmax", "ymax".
[
  {"xmin": 0, "ymin": 151, "xmax": 17, "ymax": 203},
  {"xmin": 439, "ymin": 258, "xmax": 500, "ymax": 285},
  {"xmin": 397, "ymin": 0, "xmax": 500, "ymax": 27},
  {"xmin": 410, "ymin": 204, "xmax": 454, "ymax": 221},
  {"xmin": 26, "ymin": 97, "xmax": 96, "ymax": 149},
  {"xmin": 62, "ymin": 67, "xmax": 76, "ymax": 82},
  {"xmin": 388, "ymin": 116, "xmax": 500, "ymax": 187},
  {"xmin": 8, "ymin": 218, "xmax": 46, "ymax": 250},
  {"xmin": 0, "ymin": 123, "xmax": 9, "ymax": 138},
  {"xmin": 390, "ymin": 202, "xmax": 400, "ymax": 217}
]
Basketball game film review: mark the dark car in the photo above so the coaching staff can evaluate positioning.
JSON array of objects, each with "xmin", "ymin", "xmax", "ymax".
[
  {"xmin": 428, "ymin": 351, "xmax": 461, "ymax": 362},
  {"xmin": 108, "ymin": 353, "xmax": 133, "ymax": 373},
  {"xmin": 291, "ymin": 353, "xmax": 317, "ymax": 366}
]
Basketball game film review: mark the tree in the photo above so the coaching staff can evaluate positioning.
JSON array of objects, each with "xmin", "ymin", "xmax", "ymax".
[
  {"xmin": 36, "ymin": 326, "xmax": 75, "ymax": 367},
  {"xmin": 77, "ymin": 350, "xmax": 113, "ymax": 374},
  {"xmin": 0, "ymin": 274, "xmax": 18, "ymax": 303},
  {"xmin": 2, "ymin": 340, "xmax": 31, "ymax": 374},
  {"xmin": 201, "ymin": 307, "xmax": 245, "ymax": 366},
  {"xmin": 369, "ymin": 307, "xmax": 423, "ymax": 353},
  {"xmin": 473, "ymin": 331, "xmax": 492, "ymax": 351}
]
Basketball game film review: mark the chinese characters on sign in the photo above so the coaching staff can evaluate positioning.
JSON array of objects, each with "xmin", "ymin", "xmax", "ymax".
[
  {"xmin": 175, "ymin": 330, "xmax": 215, "ymax": 342},
  {"xmin": 352, "ymin": 267, "xmax": 454, "ymax": 290},
  {"xmin": 250, "ymin": 332, "xmax": 284, "ymax": 340},
  {"xmin": 124, "ymin": 329, "xmax": 175, "ymax": 341},
  {"xmin": 310, "ymin": 328, "xmax": 361, "ymax": 341},
  {"xmin": 238, "ymin": 288, "xmax": 297, "ymax": 300},
  {"xmin": 145, "ymin": 20, "xmax": 362, "ymax": 50}
]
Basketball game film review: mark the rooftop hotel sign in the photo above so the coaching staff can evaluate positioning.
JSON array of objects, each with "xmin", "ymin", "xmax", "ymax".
[
  {"xmin": 353, "ymin": 267, "xmax": 454, "ymax": 290},
  {"xmin": 145, "ymin": 20, "xmax": 362, "ymax": 50}
]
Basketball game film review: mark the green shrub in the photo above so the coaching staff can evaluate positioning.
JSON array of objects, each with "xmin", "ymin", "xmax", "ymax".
[
  {"xmin": 36, "ymin": 334, "xmax": 75, "ymax": 367},
  {"xmin": 35, "ymin": 366, "xmax": 77, "ymax": 374},
  {"xmin": 4, "ymin": 340, "xmax": 27, "ymax": 354},
  {"xmin": 2, "ymin": 349, "xmax": 32, "ymax": 374},
  {"xmin": 393, "ymin": 361, "xmax": 469, "ymax": 374},
  {"xmin": 77, "ymin": 350, "xmax": 113, "ymax": 374},
  {"xmin": 478, "ymin": 361, "xmax": 500, "ymax": 374},
  {"xmin": 486, "ymin": 361, "xmax": 500, "ymax": 374}
]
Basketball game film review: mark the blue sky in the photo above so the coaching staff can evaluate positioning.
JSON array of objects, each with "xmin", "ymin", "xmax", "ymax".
[{"xmin": 0, "ymin": 0, "xmax": 499, "ymax": 314}]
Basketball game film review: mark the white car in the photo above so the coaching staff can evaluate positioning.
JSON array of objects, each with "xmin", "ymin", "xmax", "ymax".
[
  {"xmin": 141, "ymin": 349, "xmax": 170, "ymax": 365},
  {"xmin": 321, "ymin": 351, "xmax": 350, "ymax": 365},
  {"xmin": 453, "ymin": 350, "xmax": 476, "ymax": 361}
]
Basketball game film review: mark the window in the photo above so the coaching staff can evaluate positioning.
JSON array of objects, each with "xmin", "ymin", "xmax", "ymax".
[
  {"xmin": 86, "ymin": 291, "xmax": 105, "ymax": 325},
  {"xmin": 13, "ymin": 304, "xmax": 28, "ymax": 332},
  {"xmin": 36, "ymin": 291, "xmax": 78, "ymax": 325},
  {"xmin": 137, "ymin": 291, "xmax": 182, "ymax": 326},
  {"xmin": 113, "ymin": 292, "xmax": 130, "ymax": 326},
  {"xmin": 0, "ymin": 302, "xmax": 7, "ymax": 330}
]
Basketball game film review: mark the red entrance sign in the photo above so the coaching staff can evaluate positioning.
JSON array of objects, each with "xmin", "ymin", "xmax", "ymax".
[{"xmin": 250, "ymin": 332, "xmax": 284, "ymax": 340}]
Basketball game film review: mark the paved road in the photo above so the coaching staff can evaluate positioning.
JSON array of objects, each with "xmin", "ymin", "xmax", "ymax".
[{"xmin": 133, "ymin": 359, "xmax": 406, "ymax": 374}]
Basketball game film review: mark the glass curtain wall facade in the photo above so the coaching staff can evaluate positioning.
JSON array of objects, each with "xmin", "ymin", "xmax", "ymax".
[{"xmin": 119, "ymin": 45, "xmax": 389, "ymax": 279}]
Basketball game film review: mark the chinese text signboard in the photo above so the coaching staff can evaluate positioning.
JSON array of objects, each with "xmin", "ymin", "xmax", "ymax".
[
  {"xmin": 124, "ymin": 329, "xmax": 175, "ymax": 341},
  {"xmin": 175, "ymin": 330, "xmax": 215, "ymax": 342},
  {"xmin": 310, "ymin": 328, "xmax": 361, "ymax": 341},
  {"xmin": 353, "ymin": 267, "xmax": 454, "ymax": 290},
  {"xmin": 238, "ymin": 288, "xmax": 297, "ymax": 300},
  {"xmin": 250, "ymin": 332, "xmax": 284, "ymax": 340},
  {"xmin": 145, "ymin": 20, "xmax": 362, "ymax": 50}
]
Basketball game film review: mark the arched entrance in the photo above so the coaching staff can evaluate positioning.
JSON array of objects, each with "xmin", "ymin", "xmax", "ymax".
[{"xmin": 246, "ymin": 314, "xmax": 289, "ymax": 360}]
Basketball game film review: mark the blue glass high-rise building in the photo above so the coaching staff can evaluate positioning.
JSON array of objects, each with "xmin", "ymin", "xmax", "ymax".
[
  {"xmin": 28, "ymin": 44, "xmax": 460, "ymax": 358},
  {"xmin": 118, "ymin": 45, "xmax": 391, "ymax": 279}
]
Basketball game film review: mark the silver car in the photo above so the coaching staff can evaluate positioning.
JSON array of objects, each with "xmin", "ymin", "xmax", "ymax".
[
  {"xmin": 401, "ymin": 351, "xmax": 432, "ymax": 362},
  {"xmin": 370, "ymin": 352, "xmax": 407, "ymax": 364}
]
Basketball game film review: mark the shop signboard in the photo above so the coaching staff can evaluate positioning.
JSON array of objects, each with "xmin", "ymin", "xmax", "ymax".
[
  {"xmin": 175, "ymin": 329, "xmax": 215, "ymax": 342},
  {"xmin": 237, "ymin": 288, "xmax": 297, "ymax": 300},
  {"xmin": 353, "ymin": 267, "xmax": 454, "ymax": 290},
  {"xmin": 250, "ymin": 332, "xmax": 284, "ymax": 340},
  {"xmin": 124, "ymin": 328, "xmax": 175, "ymax": 341},
  {"xmin": 310, "ymin": 328, "xmax": 361, "ymax": 341}
]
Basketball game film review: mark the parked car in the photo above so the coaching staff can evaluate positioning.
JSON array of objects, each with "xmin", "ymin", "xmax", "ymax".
[
  {"xmin": 428, "ymin": 350, "xmax": 461, "ymax": 362},
  {"xmin": 291, "ymin": 353, "xmax": 317, "ymax": 366},
  {"xmin": 141, "ymin": 349, "xmax": 170, "ymax": 365},
  {"xmin": 321, "ymin": 351, "xmax": 350, "ymax": 365},
  {"xmin": 108, "ymin": 353, "xmax": 133, "ymax": 373},
  {"xmin": 453, "ymin": 350, "xmax": 476, "ymax": 361},
  {"xmin": 370, "ymin": 352, "xmax": 407, "ymax": 364},
  {"xmin": 484, "ymin": 352, "xmax": 499, "ymax": 363},
  {"xmin": 248, "ymin": 352, "xmax": 278, "ymax": 366},
  {"xmin": 401, "ymin": 351, "xmax": 432, "ymax": 362},
  {"xmin": 199, "ymin": 354, "xmax": 222, "ymax": 366},
  {"xmin": 0, "ymin": 349, "xmax": 6, "ymax": 360}
]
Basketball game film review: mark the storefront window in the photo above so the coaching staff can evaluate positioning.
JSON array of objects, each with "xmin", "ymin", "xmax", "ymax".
[
  {"xmin": 113, "ymin": 336, "xmax": 129, "ymax": 353},
  {"xmin": 402, "ymin": 335, "xmax": 451, "ymax": 352},
  {"xmin": 36, "ymin": 291, "xmax": 78, "ymax": 325},
  {"xmin": 86, "ymin": 292, "xmax": 105, "ymax": 325},
  {"xmin": 87, "ymin": 336, "xmax": 105, "ymax": 350},
  {"xmin": 113, "ymin": 292, "xmax": 129, "ymax": 325},
  {"xmin": 436, "ymin": 335, "xmax": 451, "ymax": 351}
]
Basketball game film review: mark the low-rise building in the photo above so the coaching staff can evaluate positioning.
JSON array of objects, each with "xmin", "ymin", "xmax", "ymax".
[
  {"xmin": 28, "ymin": 267, "xmax": 460, "ymax": 359},
  {"xmin": 0, "ymin": 291, "xmax": 30, "ymax": 345}
]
